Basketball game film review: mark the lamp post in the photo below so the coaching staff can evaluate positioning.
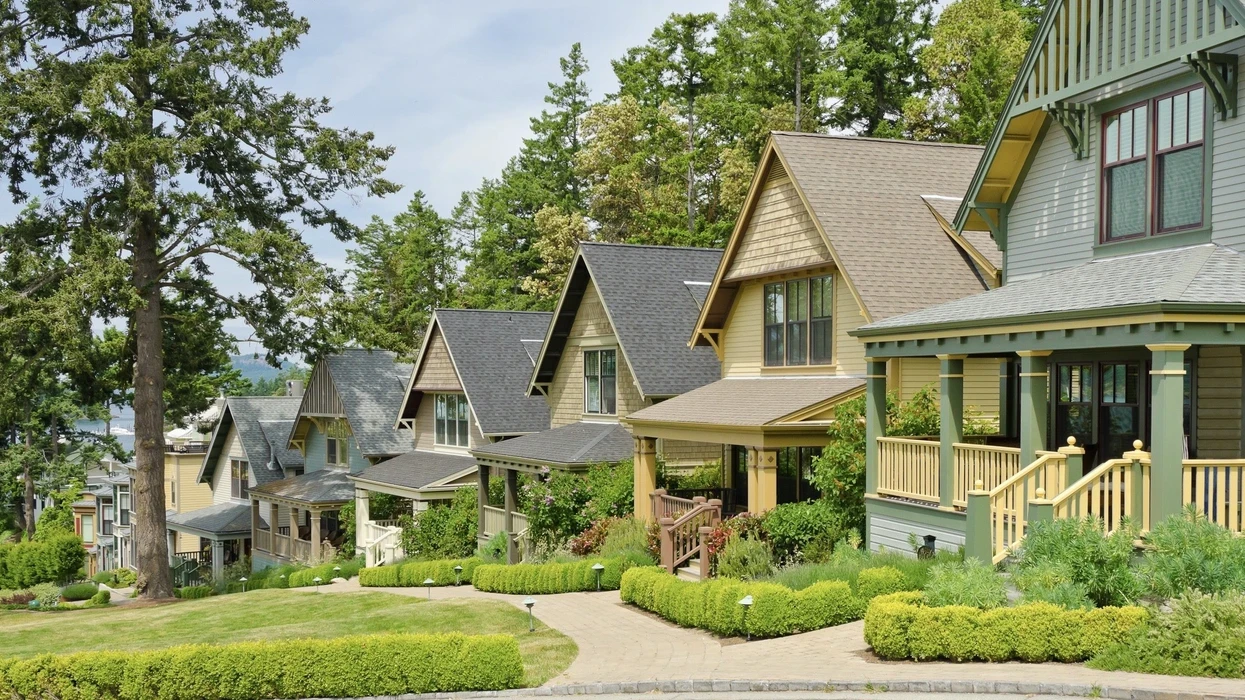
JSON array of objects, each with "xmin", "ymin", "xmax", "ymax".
[
  {"xmin": 333, "ymin": 565, "xmax": 341, "ymax": 580},
  {"xmin": 523, "ymin": 596, "xmax": 536, "ymax": 632},
  {"xmin": 453, "ymin": 565, "xmax": 463, "ymax": 586},
  {"xmin": 313, "ymin": 576, "xmax": 322, "ymax": 589},
  {"xmin": 738, "ymin": 595, "xmax": 753, "ymax": 642},
  {"xmin": 592, "ymin": 562, "xmax": 605, "ymax": 591},
  {"xmin": 239, "ymin": 577, "xmax": 248, "ymax": 593},
  {"xmin": 424, "ymin": 578, "xmax": 434, "ymax": 600}
]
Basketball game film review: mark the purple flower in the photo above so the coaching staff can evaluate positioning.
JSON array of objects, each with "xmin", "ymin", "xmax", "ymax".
[{"xmin": 543, "ymin": 495, "xmax": 555, "ymax": 505}]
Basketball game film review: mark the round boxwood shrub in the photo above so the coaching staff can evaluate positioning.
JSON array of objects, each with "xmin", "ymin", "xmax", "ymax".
[
  {"xmin": 856, "ymin": 566, "xmax": 908, "ymax": 601},
  {"xmin": 60, "ymin": 582, "xmax": 99, "ymax": 602},
  {"xmin": 88, "ymin": 590, "xmax": 111, "ymax": 606}
]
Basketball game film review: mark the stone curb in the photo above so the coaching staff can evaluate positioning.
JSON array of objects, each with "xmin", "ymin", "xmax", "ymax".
[{"xmin": 312, "ymin": 679, "xmax": 1245, "ymax": 700}]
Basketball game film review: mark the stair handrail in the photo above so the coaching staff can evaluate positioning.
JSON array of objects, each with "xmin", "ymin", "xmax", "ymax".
[
  {"xmin": 1050, "ymin": 442, "xmax": 1149, "ymax": 534},
  {"xmin": 651, "ymin": 489, "xmax": 698, "ymax": 520},
  {"xmin": 984, "ymin": 451, "xmax": 1068, "ymax": 563},
  {"xmin": 658, "ymin": 499, "xmax": 722, "ymax": 574}
]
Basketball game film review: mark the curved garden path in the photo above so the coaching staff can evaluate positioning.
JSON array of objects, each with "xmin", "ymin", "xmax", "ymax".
[{"xmin": 317, "ymin": 580, "xmax": 1245, "ymax": 697}]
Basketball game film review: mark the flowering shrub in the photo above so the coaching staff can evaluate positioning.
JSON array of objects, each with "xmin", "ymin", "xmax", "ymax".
[
  {"xmin": 568, "ymin": 518, "xmax": 620, "ymax": 556},
  {"xmin": 524, "ymin": 462, "xmax": 635, "ymax": 550}
]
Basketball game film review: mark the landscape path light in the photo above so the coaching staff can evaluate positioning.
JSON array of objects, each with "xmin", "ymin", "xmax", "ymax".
[
  {"xmin": 523, "ymin": 596, "xmax": 536, "ymax": 632},
  {"xmin": 333, "ymin": 565, "xmax": 341, "ymax": 580},
  {"xmin": 424, "ymin": 578, "xmax": 435, "ymax": 599},
  {"xmin": 592, "ymin": 562, "xmax": 605, "ymax": 591},
  {"xmin": 313, "ymin": 576, "xmax": 322, "ymax": 589},
  {"xmin": 239, "ymin": 576, "xmax": 248, "ymax": 593},
  {"xmin": 454, "ymin": 565, "xmax": 463, "ymax": 586},
  {"xmin": 738, "ymin": 595, "xmax": 753, "ymax": 642}
]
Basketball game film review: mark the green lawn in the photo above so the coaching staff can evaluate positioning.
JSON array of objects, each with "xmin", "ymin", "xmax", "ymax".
[{"xmin": 0, "ymin": 589, "xmax": 577, "ymax": 686}]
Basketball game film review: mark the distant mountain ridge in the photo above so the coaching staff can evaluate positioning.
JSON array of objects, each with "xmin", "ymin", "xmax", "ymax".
[{"xmin": 230, "ymin": 354, "xmax": 296, "ymax": 383}]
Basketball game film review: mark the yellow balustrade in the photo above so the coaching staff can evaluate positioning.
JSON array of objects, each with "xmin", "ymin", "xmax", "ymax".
[
  {"xmin": 1183, "ymin": 460, "xmax": 1245, "ymax": 534},
  {"xmin": 1051, "ymin": 458, "xmax": 1144, "ymax": 534},
  {"xmin": 985, "ymin": 453, "xmax": 1068, "ymax": 564},
  {"xmin": 953, "ymin": 443, "xmax": 1022, "ymax": 508},
  {"xmin": 877, "ymin": 437, "xmax": 941, "ymax": 504}
]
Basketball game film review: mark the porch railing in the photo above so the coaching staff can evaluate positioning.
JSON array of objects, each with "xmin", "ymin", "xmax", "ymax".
[
  {"xmin": 657, "ymin": 498, "xmax": 722, "ymax": 575},
  {"xmin": 271, "ymin": 533, "xmax": 290, "ymax": 558},
  {"xmin": 1183, "ymin": 459, "xmax": 1245, "ymax": 534},
  {"xmin": 253, "ymin": 528, "xmax": 271, "ymax": 554},
  {"xmin": 1051, "ymin": 456, "xmax": 1149, "ymax": 535},
  {"xmin": 952, "ymin": 443, "xmax": 1022, "ymax": 508},
  {"xmin": 291, "ymin": 537, "xmax": 312, "ymax": 562},
  {"xmin": 877, "ymin": 437, "xmax": 941, "ymax": 504},
  {"xmin": 479, "ymin": 505, "xmax": 528, "ymax": 537},
  {"xmin": 651, "ymin": 489, "xmax": 699, "ymax": 519},
  {"xmin": 983, "ymin": 452, "xmax": 1068, "ymax": 564},
  {"xmin": 365, "ymin": 526, "xmax": 404, "ymax": 568}
]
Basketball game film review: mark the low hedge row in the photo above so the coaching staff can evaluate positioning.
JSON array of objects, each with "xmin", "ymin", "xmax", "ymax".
[
  {"xmin": 0, "ymin": 633, "xmax": 524, "ymax": 699},
  {"xmin": 472, "ymin": 557, "xmax": 642, "ymax": 594},
  {"xmin": 620, "ymin": 567, "xmax": 866, "ymax": 638},
  {"xmin": 287, "ymin": 558, "xmax": 364, "ymax": 588},
  {"xmin": 864, "ymin": 592, "xmax": 1149, "ymax": 663},
  {"xmin": 175, "ymin": 586, "xmax": 213, "ymax": 600},
  {"xmin": 358, "ymin": 558, "xmax": 482, "ymax": 588}
]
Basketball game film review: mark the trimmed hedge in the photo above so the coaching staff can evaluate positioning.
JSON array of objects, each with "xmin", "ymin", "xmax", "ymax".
[
  {"xmin": 175, "ymin": 585, "xmax": 213, "ymax": 600},
  {"xmin": 0, "ymin": 633, "xmax": 524, "ymax": 699},
  {"xmin": 287, "ymin": 558, "xmax": 364, "ymax": 588},
  {"xmin": 359, "ymin": 558, "xmax": 482, "ymax": 588},
  {"xmin": 0, "ymin": 536, "xmax": 87, "ymax": 589},
  {"xmin": 472, "ymin": 557, "xmax": 643, "ymax": 594},
  {"xmin": 621, "ymin": 567, "xmax": 865, "ymax": 638},
  {"xmin": 864, "ymin": 592, "xmax": 1148, "ymax": 662},
  {"xmin": 60, "ymin": 582, "xmax": 99, "ymax": 602},
  {"xmin": 856, "ymin": 566, "xmax": 908, "ymax": 601}
]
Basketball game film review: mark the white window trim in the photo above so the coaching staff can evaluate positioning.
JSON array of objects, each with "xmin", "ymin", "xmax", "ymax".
[
  {"xmin": 433, "ymin": 393, "xmax": 471, "ymax": 449},
  {"xmin": 583, "ymin": 347, "xmax": 619, "ymax": 417}
]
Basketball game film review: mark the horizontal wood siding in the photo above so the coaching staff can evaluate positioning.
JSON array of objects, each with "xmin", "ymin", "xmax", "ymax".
[
  {"xmin": 173, "ymin": 455, "xmax": 212, "ymax": 513},
  {"xmin": 301, "ymin": 361, "xmax": 345, "ymax": 416},
  {"xmin": 1007, "ymin": 122, "xmax": 1098, "ymax": 281},
  {"xmin": 868, "ymin": 514, "xmax": 965, "ymax": 556},
  {"xmin": 895, "ymin": 357, "xmax": 1003, "ymax": 426},
  {"xmin": 304, "ymin": 422, "xmax": 326, "ymax": 473},
  {"xmin": 412, "ymin": 326, "xmax": 462, "ymax": 392},
  {"xmin": 211, "ymin": 427, "xmax": 246, "ymax": 505},
  {"xmin": 1197, "ymin": 345, "xmax": 1243, "ymax": 459},
  {"xmin": 835, "ymin": 274, "xmax": 868, "ymax": 375},
  {"xmin": 413, "ymin": 391, "xmax": 487, "ymax": 452},
  {"xmin": 1212, "ymin": 57, "xmax": 1245, "ymax": 251},
  {"xmin": 725, "ymin": 177, "xmax": 833, "ymax": 281},
  {"xmin": 660, "ymin": 439, "xmax": 724, "ymax": 467},
  {"xmin": 548, "ymin": 280, "xmax": 644, "ymax": 428}
]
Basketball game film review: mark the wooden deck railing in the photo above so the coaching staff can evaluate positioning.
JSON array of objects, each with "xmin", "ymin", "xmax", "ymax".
[
  {"xmin": 1051, "ymin": 457, "xmax": 1147, "ymax": 534},
  {"xmin": 651, "ymin": 489, "xmax": 699, "ymax": 519},
  {"xmin": 1183, "ymin": 459, "xmax": 1245, "ymax": 534},
  {"xmin": 877, "ymin": 437, "xmax": 941, "ymax": 504},
  {"xmin": 291, "ymin": 537, "xmax": 312, "ymax": 562},
  {"xmin": 984, "ymin": 452, "xmax": 1068, "ymax": 564},
  {"xmin": 479, "ymin": 505, "xmax": 528, "ymax": 537},
  {"xmin": 657, "ymin": 498, "xmax": 722, "ymax": 574},
  {"xmin": 253, "ymin": 529, "xmax": 271, "ymax": 553},
  {"xmin": 272, "ymin": 533, "xmax": 290, "ymax": 558},
  {"xmin": 953, "ymin": 443, "xmax": 1022, "ymax": 508}
]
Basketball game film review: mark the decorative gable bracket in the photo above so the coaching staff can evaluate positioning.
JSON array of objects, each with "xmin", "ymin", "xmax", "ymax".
[
  {"xmin": 1182, "ymin": 51, "xmax": 1238, "ymax": 121},
  {"xmin": 1043, "ymin": 102, "xmax": 1089, "ymax": 160}
]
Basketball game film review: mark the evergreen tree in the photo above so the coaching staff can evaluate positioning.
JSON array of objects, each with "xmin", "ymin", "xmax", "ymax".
[
  {"xmin": 830, "ymin": 0, "xmax": 935, "ymax": 136},
  {"xmin": 342, "ymin": 192, "xmax": 460, "ymax": 357},
  {"xmin": 521, "ymin": 43, "xmax": 592, "ymax": 213},
  {"xmin": 521, "ymin": 205, "xmax": 591, "ymax": 305},
  {"xmin": 0, "ymin": 1, "xmax": 396, "ymax": 597}
]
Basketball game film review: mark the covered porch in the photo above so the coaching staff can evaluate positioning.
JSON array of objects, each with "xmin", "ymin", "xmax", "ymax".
[
  {"xmin": 855, "ymin": 247, "xmax": 1245, "ymax": 561},
  {"xmin": 248, "ymin": 469, "xmax": 352, "ymax": 568},
  {"xmin": 166, "ymin": 502, "xmax": 252, "ymax": 582}
]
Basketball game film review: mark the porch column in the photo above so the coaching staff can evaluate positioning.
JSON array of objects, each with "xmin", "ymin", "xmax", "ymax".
[
  {"xmin": 268, "ymin": 502, "xmax": 279, "ymax": 549},
  {"xmin": 250, "ymin": 499, "xmax": 260, "ymax": 548},
  {"xmin": 167, "ymin": 529, "xmax": 177, "ymax": 565},
  {"xmin": 1148, "ymin": 343, "xmax": 1190, "ymax": 522},
  {"xmin": 289, "ymin": 505, "xmax": 300, "ymax": 553},
  {"xmin": 210, "ymin": 539, "xmax": 225, "ymax": 581},
  {"xmin": 504, "ymin": 468, "xmax": 518, "ymax": 564},
  {"xmin": 309, "ymin": 508, "xmax": 322, "ymax": 564},
  {"xmin": 633, "ymin": 437, "xmax": 658, "ymax": 521},
  {"xmin": 864, "ymin": 359, "xmax": 888, "ymax": 496},
  {"xmin": 745, "ymin": 448, "xmax": 759, "ymax": 513},
  {"xmin": 354, "ymin": 489, "xmax": 369, "ymax": 552},
  {"xmin": 1017, "ymin": 351, "xmax": 1052, "ymax": 464},
  {"xmin": 477, "ymin": 465, "xmax": 489, "ymax": 540},
  {"xmin": 754, "ymin": 449, "xmax": 777, "ymax": 514},
  {"xmin": 938, "ymin": 355, "xmax": 965, "ymax": 510}
]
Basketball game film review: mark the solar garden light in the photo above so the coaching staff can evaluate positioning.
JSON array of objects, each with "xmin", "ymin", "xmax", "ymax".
[
  {"xmin": 592, "ymin": 562, "xmax": 605, "ymax": 591},
  {"xmin": 738, "ymin": 595, "xmax": 754, "ymax": 642},
  {"xmin": 333, "ymin": 565, "xmax": 341, "ymax": 579},
  {"xmin": 239, "ymin": 577, "xmax": 248, "ymax": 593},
  {"xmin": 424, "ymin": 578, "xmax": 435, "ymax": 599},
  {"xmin": 523, "ymin": 596, "xmax": 536, "ymax": 632},
  {"xmin": 453, "ymin": 565, "xmax": 463, "ymax": 586},
  {"xmin": 313, "ymin": 576, "xmax": 322, "ymax": 588}
]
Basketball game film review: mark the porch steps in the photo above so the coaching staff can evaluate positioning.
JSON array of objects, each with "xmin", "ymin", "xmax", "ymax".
[{"xmin": 676, "ymin": 559, "xmax": 703, "ymax": 582}]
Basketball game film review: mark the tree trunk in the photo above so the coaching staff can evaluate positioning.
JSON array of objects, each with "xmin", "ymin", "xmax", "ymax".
[{"xmin": 130, "ymin": 1, "xmax": 173, "ymax": 599}]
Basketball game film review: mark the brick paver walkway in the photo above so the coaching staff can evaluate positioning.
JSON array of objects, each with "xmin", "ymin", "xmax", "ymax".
[{"xmin": 319, "ymin": 580, "xmax": 1245, "ymax": 696}]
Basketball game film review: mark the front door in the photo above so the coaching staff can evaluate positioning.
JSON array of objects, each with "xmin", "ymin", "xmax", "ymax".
[
  {"xmin": 1054, "ymin": 360, "xmax": 1144, "ymax": 467},
  {"xmin": 1099, "ymin": 362, "xmax": 1142, "ymax": 461}
]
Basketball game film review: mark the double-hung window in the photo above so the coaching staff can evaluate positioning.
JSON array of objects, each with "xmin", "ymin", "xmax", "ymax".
[
  {"xmin": 764, "ymin": 275, "xmax": 834, "ymax": 367},
  {"xmin": 584, "ymin": 349, "xmax": 617, "ymax": 415},
  {"xmin": 325, "ymin": 436, "xmax": 348, "ymax": 465},
  {"xmin": 1103, "ymin": 85, "xmax": 1205, "ymax": 241},
  {"xmin": 434, "ymin": 394, "xmax": 470, "ymax": 447},
  {"xmin": 230, "ymin": 458, "xmax": 249, "ymax": 499},
  {"xmin": 117, "ymin": 487, "xmax": 130, "ymax": 526}
]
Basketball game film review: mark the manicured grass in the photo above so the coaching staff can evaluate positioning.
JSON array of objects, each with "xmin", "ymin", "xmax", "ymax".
[{"xmin": 0, "ymin": 589, "xmax": 576, "ymax": 686}]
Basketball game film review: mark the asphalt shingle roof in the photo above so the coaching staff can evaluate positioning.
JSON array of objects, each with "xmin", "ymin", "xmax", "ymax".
[
  {"xmin": 857, "ymin": 244, "xmax": 1245, "ymax": 334},
  {"xmin": 200, "ymin": 396, "xmax": 303, "ymax": 486},
  {"xmin": 579, "ymin": 243, "xmax": 724, "ymax": 397},
  {"xmin": 351, "ymin": 450, "xmax": 477, "ymax": 491},
  {"xmin": 249, "ymin": 468, "xmax": 355, "ymax": 505},
  {"xmin": 626, "ymin": 376, "xmax": 865, "ymax": 426},
  {"xmin": 167, "ymin": 502, "xmax": 252, "ymax": 536},
  {"xmin": 920, "ymin": 194, "xmax": 1003, "ymax": 270},
  {"xmin": 433, "ymin": 309, "xmax": 552, "ymax": 436},
  {"xmin": 770, "ymin": 133, "xmax": 990, "ymax": 321},
  {"xmin": 325, "ymin": 349, "xmax": 414, "ymax": 457},
  {"xmin": 471, "ymin": 422, "xmax": 633, "ymax": 467}
]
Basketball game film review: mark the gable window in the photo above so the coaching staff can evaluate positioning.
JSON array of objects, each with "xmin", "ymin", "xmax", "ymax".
[
  {"xmin": 325, "ymin": 436, "xmax": 348, "ymax": 465},
  {"xmin": 435, "ymin": 393, "xmax": 470, "ymax": 447},
  {"xmin": 764, "ymin": 275, "xmax": 834, "ymax": 367},
  {"xmin": 81, "ymin": 515, "xmax": 94, "ymax": 544},
  {"xmin": 230, "ymin": 458, "xmax": 249, "ymax": 499},
  {"xmin": 1103, "ymin": 85, "xmax": 1204, "ymax": 241},
  {"xmin": 584, "ymin": 349, "xmax": 617, "ymax": 415}
]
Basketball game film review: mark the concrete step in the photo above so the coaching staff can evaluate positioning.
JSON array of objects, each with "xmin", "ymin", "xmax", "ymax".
[{"xmin": 676, "ymin": 559, "xmax": 704, "ymax": 582}]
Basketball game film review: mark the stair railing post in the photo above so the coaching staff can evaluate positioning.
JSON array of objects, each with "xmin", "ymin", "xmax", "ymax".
[
  {"xmin": 659, "ymin": 517, "xmax": 675, "ymax": 573},
  {"xmin": 1058, "ymin": 436, "xmax": 1085, "ymax": 487},
  {"xmin": 1028, "ymin": 487, "xmax": 1054, "ymax": 529},
  {"xmin": 652, "ymin": 488, "xmax": 667, "ymax": 520},
  {"xmin": 1123, "ymin": 440, "xmax": 1151, "ymax": 531},
  {"xmin": 707, "ymin": 498, "xmax": 722, "ymax": 525},
  {"xmin": 698, "ymin": 526, "xmax": 713, "ymax": 579},
  {"xmin": 965, "ymin": 479, "xmax": 993, "ymax": 564}
]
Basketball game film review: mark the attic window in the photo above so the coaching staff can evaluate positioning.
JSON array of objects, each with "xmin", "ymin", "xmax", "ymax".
[
  {"xmin": 435, "ymin": 394, "xmax": 470, "ymax": 448},
  {"xmin": 764, "ymin": 275, "xmax": 834, "ymax": 367}
]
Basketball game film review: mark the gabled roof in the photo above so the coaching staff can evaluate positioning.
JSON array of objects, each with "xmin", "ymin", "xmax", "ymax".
[
  {"xmin": 198, "ymin": 396, "xmax": 304, "ymax": 486},
  {"xmin": 350, "ymin": 450, "xmax": 477, "ymax": 492},
  {"xmin": 166, "ymin": 502, "xmax": 253, "ymax": 537},
  {"xmin": 401, "ymin": 309, "xmax": 552, "ymax": 436},
  {"xmin": 471, "ymin": 421, "xmax": 633, "ymax": 468},
  {"xmin": 530, "ymin": 242, "xmax": 724, "ymax": 399},
  {"xmin": 249, "ymin": 468, "xmax": 354, "ymax": 506},
  {"xmin": 322, "ymin": 349, "xmax": 413, "ymax": 458},
  {"xmin": 626, "ymin": 376, "xmax": 866, "ymax": 427},
  {"xmin": 856, "ymin": 244, "xmax": 1245, "ymax": 336},
  {"xmin": 693, "ymin": 134, "xmax": 992, "ymax": 344}
]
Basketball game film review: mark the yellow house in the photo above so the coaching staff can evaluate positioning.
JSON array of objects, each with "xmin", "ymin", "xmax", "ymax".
[{"xmin": 626, "ymin": 133, "xmax": 1005, "ymax": 528}]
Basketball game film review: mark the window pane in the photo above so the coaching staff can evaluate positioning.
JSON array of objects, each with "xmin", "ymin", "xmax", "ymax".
[
  {"xmin": 1132, "ymin": 105, "xmax": 1147, "ymax": 156},
  {"xmin": 787, "ymin": 320, "xmax": 807, "ymax": 365},
  {"xmin": 1189, "ymin": 88, "xmax": 1204, "ymax": 142},
  {"xmin": 1105, "ymin": 115, "xmax": 1120, "ymax": 163},
  {"xmin": 1159, "ymin": 146, "xmax": 1203, "ymax": 230},
  {"xmin": 811, "ymin": 319, "xmax": 833, "ymax": 364},
  {"xmin": 1119, "ymin": 110, "xmax": 1134, "ymax": 159},
  {"xmin": 584, "ymin": 350, "xmax": 599, "ymax": 378},
  {"xmin": 786, "ymin": 280, "xmax": 807, "ymax": 322},
  {"xmin": 1107, "ymin": 161, "xmax": 1147, "ymax": 239},
  {"xmin": 811, "ymin": 277, "xmax": 833, "ymax": 318},
  {"xmin": 586, "ymin": 376, "xmax": 600, "ymax": 413},
  {"xmin": 602, "ymin": 370, "xmax": 616, "ymax": 414},
  {"xmin": 1157, "ymin": 97, "xmax": 1172, "ymax": 150},
  {"xmin": 765, "ymin": 324, "xmax": 784, "ymax": 366},
  {"xmin": 764, "ymin": 283, "xmax": 783, "ymax": 324},
  {"xmin": 601, "ymin": 349, "xmax": 616, "ymax": 378},
  {"xmin": 457, "ymin": 396, "xmax": 469, "ymax": 446},
  {"xmin": 1173, "ymin": 92, "xmax": 1189, "ymax": 147},
  {"xmin": 435, "ymin": 397, "xmax": 446, "ymax": 444}
]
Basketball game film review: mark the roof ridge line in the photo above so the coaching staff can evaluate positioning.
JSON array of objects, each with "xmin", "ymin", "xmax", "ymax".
[
  {"xmin": 435, "ymin": 308, "xmax": 554, "ymax": 315},
  {"xmin": 771, "ymin": 132, "xmax": 986, "ymax": 150},
  {"xmin": 570, "ymin": 423, "xmax": 621, "ymax": 462},
  {"xmin": 581, "ymin": 241, "xmax": 725, "ymax": 253},
  {"xmin": 1159, "ymin": 245, "xmax": 1220, "ymax": 301}
]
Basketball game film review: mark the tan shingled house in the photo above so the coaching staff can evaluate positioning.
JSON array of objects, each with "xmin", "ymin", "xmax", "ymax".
[{"xmin": 626, "ymin": 133, "xmax": 1006, "ymax": 524}]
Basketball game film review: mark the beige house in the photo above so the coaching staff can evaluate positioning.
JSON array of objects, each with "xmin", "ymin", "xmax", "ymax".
[{"xmin": 626, "ymin": 134, "xmax": 1006, "ymax": 540}]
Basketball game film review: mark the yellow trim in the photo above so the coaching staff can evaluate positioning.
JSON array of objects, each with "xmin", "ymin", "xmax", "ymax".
[
  {"xmin": 1015, "ymin": 350, "xmax": 1054, "ymax": 357},
  {"xmin": 936, "ymin": 353, "xmax": 968, "ymax": 360},
  {"xmin": 1149, "ymin": 369, "xmax": 1188, "ymax": 376},
  {"xmin": 939, "ymin": 374, "xmax": 965, "ymax": 379},
  {"xmin": 1145, "ymin": 343, "xmax": 1192, "ymax": 352},
  {"xmin": 923, "ymin": 200, "xmax": 1001, "ymax": 286},
  {"xmin": 1019, "ymin": 372, "xmax": 1051, "ymax": 377},
  {"xmin": 866, "ymin": 314, "xmax": 1245, "ymax": 344}
]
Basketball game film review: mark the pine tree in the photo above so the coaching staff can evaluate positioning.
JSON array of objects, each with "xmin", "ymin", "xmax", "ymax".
[
  {"xmin": 830, "ymin": 0, "xmax": 935, "ymax": 136},
  {"xmin": 521, "ymin": 43, "xmax": 592, "ymax": 213},
  {"xmin": 0, "ymin": 1, "xmax": 396, "ymax": 597}
]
